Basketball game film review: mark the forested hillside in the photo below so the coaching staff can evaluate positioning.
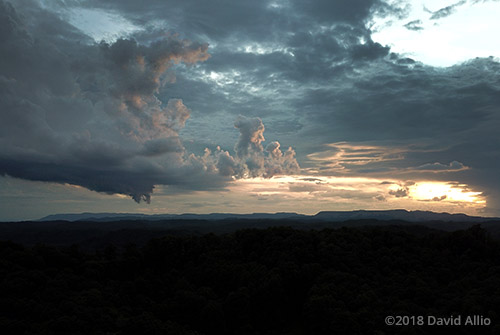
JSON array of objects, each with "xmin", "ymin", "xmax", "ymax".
[{"xmin": 1, "ymin": 225, "xmax": 499, "ymax": 334}]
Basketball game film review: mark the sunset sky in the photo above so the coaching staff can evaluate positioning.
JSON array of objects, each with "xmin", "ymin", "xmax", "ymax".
[{"xmin": 1, "ymin": 0, "xmax": 499, "ymax": 220}]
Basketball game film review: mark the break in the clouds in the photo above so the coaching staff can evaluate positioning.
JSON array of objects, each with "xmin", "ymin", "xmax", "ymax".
[
  {"xmin": 370, "ymin": 0, "xmax": 500, "ymax": 66},
  {"xmin": 1, "ymin": 0, "xmax": 499, "ymax": 219}
]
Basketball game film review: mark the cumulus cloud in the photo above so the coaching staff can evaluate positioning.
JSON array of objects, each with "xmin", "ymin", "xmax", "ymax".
[
  {"xmin": 389, "ymin": 187, "xmax": 409, "ymax": 198},
  {"xmin": 234, "ymin": 116, "xmax": 266, "ymax": 158},
  {"xmin": 432, "ymin": 195, "xmax": 447, "ymax": 201},
  {"xmin": 201, "ymin": 116, "xmax": 300, "ymax": 179},
  {"xmin": 0, "ymin": 0, "xmax": 299, "ymax": 203},
  {"xmin": 228, "ymin": 116, "xmax": 299, "ymax": 178}
]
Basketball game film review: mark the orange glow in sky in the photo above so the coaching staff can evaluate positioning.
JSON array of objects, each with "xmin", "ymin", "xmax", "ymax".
[
  {"xmin": 409, "ymin": 182, "xmax": 485, "ymax": 204},
  {"xmin": 225, "ymin": 175, "xmax": 486, "ymax": 215}
]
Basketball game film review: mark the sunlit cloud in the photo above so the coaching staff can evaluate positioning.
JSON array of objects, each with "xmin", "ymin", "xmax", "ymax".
[
  {"xmin": 306, "ymin": 142, "xmax": 405, "ymax": 173},
  {"xmin": 409, "ymin": 182, "xmax": 485, "ymax": 204}
]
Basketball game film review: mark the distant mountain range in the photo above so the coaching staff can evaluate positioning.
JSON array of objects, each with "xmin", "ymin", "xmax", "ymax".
[
  {"xmin": 0, "ymin": 209, "xmax": 498, "ymax": 249},
  {"xmin": 38, "ymin": 212, "xmax": 306, "ymax": 222},
  {"xmin": 38, "ymin": 209, "xmax": 498, "ymax": 223}
]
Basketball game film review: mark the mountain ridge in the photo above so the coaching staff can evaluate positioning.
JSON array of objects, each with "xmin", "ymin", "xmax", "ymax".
[{"xmin": 37, "ymin": 209, "xmax": 497, "ymax": 223}]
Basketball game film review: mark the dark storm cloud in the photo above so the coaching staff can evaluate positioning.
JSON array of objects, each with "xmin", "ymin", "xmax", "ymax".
[
  {"xmin": 255, "ymin": 25, "xmax": 388, "ymax": 81},
  {"xmin": 0, "ymin": 0, "xmax": 209, "ymax": 202},
  {"xmin": 297, "ymin": 57, "xmax": 500, "ymax": 144},
  {"xmin": 78, "ymin": 0, "xmax": 392, "ymax": 42},
  {"xmin": 79, "ymin": 0, "xmax": 278, "ymax": 42},
  {"xmin": 140, "ymin": 137, "xmax": 184, "ymax": 156},
  {"xmin": 74, "ymin": 0, "xmax": 391, "ymax": 80},
  {"xmin": 0, "ymin": 0, "xmax": 300, "ymax": 202},
  {"xmin": 290, "ymin": 0, "xmax": 383, "ymax": 24}
]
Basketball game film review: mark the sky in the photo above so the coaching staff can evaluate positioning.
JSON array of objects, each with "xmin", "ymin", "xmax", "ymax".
[{"xmin": 1, "ymin": 0, "xmax": 499, "ymax": 221}]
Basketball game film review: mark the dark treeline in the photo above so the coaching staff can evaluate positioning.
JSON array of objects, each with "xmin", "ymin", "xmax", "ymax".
[
  {"xmin": 4, "ymin": 218, "xmax": 500, "ymax": 250},
  {"xmin": 1, "ymin": 225, "xmax": 500, "ymax": 334}
]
